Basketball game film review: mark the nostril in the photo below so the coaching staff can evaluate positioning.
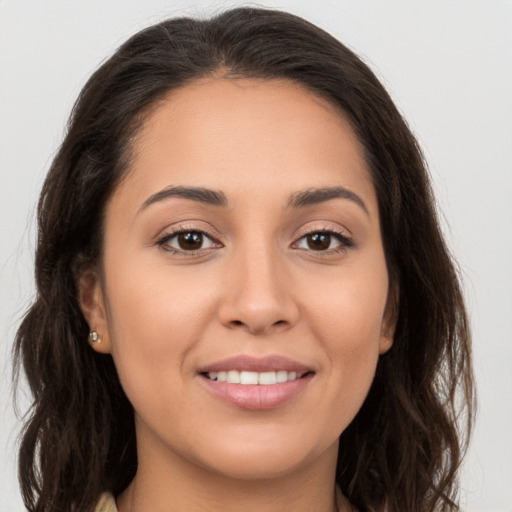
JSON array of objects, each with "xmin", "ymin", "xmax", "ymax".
[{"xmin": 223, "ymin": 313, "xmax": 294, "ymax": 334}]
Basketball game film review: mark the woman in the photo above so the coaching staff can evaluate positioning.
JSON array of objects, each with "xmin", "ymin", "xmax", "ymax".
[{"xmin": 14, "ymin": 7, "xmax": 474, "ymax": 512}]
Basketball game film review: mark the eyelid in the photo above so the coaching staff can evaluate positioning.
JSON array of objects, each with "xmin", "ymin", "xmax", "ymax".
[
  {"xmin": 155, "ymin": 224, "xmax": 223, "ymax": 254},
  {"xmin": 153, "ymin": 221, "xmax": 354, "ymax": 256},
  {"xmin": 291, "ymin": 224, "xmax": 354, "ymax": 252}
]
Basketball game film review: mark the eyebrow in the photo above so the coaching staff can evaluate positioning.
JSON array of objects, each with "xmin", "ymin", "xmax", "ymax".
[
  {"xmin": 138, "ymin": 184, "xmax": 368, "ymax": 216},
  {"xmin": 139, "ymin": 185, "xmax": 227, "ymax": 213},
  {"xmin": 287, "ymin": 186, "xmax": 369, "ymax": 216}
]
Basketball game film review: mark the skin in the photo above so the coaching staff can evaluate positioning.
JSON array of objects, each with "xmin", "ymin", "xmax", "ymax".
[{"xmin": 80, "ymin": 77, "xmax": 396, "ymax": 512}]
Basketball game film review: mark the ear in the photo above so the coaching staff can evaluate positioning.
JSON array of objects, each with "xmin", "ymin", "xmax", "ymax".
[
  {"xmin": 379, "ymin": 284, "xmax": 399, "ymax": 355},
  {"xmin": 77, "ymin": 267, "xmax": 112, "ymax": 354}
]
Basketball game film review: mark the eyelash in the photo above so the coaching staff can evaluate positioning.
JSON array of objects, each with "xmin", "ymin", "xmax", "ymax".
[
  {"xmin": 292, "ymin": 227, "xmax": 354, "ymax": 254},
  {"xmin": 155, "ymin": 226, "xmax": 354, "ymax": 255},
  {"xmin": 156, "ymin": 227, "xmax": 221, "ymax": 255}
]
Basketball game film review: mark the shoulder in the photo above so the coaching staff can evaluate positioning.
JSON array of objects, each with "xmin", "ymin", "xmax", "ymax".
[{"xmin": 94, "ymin": 492, "xmax": 118, "ymax": 512}]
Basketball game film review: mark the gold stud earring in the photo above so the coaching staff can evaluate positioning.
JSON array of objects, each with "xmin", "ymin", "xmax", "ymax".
[{"xmin": 88, "ymin": 331, "xmax": 102, "ymax": 344}]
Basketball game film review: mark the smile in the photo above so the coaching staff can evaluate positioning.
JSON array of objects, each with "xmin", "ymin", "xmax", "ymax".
[
  {"xmin": 198, "ymin": 355, "xmax": 314, "ymax": 410},
  {"xmin": 205, "ymin": 370, "xmax": 303, "ymax": 385}
]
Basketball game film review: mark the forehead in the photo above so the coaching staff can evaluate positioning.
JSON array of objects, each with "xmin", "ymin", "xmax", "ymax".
[
  {"xmin": 111, "ymin": 77, "xmax": 376, "ymax": 213},
  {"xmin": 135, "ymin": 76, "xmax": 359, "ymax": 155}
]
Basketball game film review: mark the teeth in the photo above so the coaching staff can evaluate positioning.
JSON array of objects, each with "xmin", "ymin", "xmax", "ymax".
[
  {"xmin": 240, "ymin": 371, "xmax": 259, "ymax": 385},
  {"xmin": 227, "ymin": 370, "xmax": 240, "ymax": 384},
  {"xmin": 276, "ymin": 370, "xmax": 288, "ymax": 383},
  {"xmin": 258, "ymin": 371, "xmax": 276, "ymax": 385},
  {"xmin": 206, "ymin": 370, "xmax": 302, "ymax": 385}
]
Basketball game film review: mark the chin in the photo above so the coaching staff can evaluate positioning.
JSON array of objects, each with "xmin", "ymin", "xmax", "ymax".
[
  {"xmin": 189, "ymin": 427, "xmax": 338, "ymax": 481},
  {"xmin": 202, "ymin": 450, "xmax": 312, "ymax": 481}
]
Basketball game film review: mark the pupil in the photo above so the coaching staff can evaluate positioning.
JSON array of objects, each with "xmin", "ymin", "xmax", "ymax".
[
  {"xmin": 307, "ymin": 233, "xmax": 330, "ymax": 250},
  {"xmin": 178, "ymin": 232, "xmax": 203, "ymax": 250}
]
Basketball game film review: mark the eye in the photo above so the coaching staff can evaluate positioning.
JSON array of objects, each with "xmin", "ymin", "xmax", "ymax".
[
  {"xmin": 293, "ymin": 230, "xmax": 353, "ymax": 252},
  {"xmin": 157, "ymin": 229, "xmax": 220, "ymax": 253}
]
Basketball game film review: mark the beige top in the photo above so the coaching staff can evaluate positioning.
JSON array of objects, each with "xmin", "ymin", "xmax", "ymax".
[
  {"xmin": 93, "ymin": 488, "xmax": 352, "ymax": 511},
  {"xmin": 94, "ymin": 492, "xmax": 118, "ymax": 512}
]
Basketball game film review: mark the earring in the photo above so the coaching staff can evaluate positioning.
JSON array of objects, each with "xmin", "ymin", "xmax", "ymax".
[{"xmin": 88, "ymin": 331, "xmax": 102, "ymax": 344}]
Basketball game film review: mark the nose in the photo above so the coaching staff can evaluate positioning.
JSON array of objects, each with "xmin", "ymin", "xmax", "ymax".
[{"xmin": 217, "ymin": 245, "xmax": 299, "ymax": 335}]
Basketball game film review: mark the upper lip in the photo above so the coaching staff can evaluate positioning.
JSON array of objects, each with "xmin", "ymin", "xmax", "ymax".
[{"xmin": 198, "ymin": 355, "xmax": 313, "ymax": 374}]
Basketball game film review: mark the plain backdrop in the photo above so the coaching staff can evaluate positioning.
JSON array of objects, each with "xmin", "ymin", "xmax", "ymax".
[{"xmin": 1, "ymin": 1, "xmax": 511, "ymax": 511}]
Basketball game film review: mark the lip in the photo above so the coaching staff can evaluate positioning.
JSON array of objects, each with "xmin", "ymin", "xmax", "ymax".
[
  {"xmin": 198, "ymin": 355, "xmax": 314, "ymax": 410},
  {"xmin": 198, "ymin": 355, "xmax": 312, "ymax": 374}
]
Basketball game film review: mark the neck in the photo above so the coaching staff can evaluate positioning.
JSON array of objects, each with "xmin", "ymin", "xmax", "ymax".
[{"xmin": 116, "ymin": 431, "xmax": 345, "ymax": 512}]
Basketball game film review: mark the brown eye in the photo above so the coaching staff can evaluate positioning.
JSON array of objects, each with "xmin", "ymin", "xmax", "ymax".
[
  {"xmin": 158, "ymin": 230, "xmax": 220, "ymax": 253},
  {"xmin": 293, "ymin": 230, "xmax": 352, "ymax": 253},
  {"xmin": 306, "ymin": 233, "xmax": 331, "ymax": 250},
  {"xmin": 177, "ymin": 232, "xmax": 204, "ymax": 250}
]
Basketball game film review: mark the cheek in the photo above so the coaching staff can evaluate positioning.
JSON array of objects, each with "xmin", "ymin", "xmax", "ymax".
[
  {"xmin": 304, "ymin": 260, "xmax": 388, "ymax": 350},
  {"xmin": 101, "ymin": 258, "xmax": 219, "ymax": 399},
  {"xmin": 299, "ymin": 260, "xmax": 388, "ymax": 414}
]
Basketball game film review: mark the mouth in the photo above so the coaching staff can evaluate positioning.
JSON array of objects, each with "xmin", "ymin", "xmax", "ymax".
[
  {"xmin": 203, "ymin": 370, "xmax": 308, "ymax": 385},
  {"xmin": 198, "ymin": 355, "xmax": 315, "ymax": 410}
]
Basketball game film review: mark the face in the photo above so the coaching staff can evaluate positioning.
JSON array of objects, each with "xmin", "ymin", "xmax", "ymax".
[{"xmin": 80, "ymin": 78, "xmax": 395, "ymax": 481}]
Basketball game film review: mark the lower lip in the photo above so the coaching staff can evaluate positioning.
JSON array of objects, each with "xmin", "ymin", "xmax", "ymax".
[{"xmin": 199, "ymin": 374, "xmax": 313, "ymax": 410}]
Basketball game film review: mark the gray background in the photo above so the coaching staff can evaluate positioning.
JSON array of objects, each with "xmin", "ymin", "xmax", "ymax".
[{"xmin": 1, "ymin": 1, "xmax": 511, "ymax": 510}]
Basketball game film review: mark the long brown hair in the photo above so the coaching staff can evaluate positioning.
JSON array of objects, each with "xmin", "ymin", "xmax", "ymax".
[{"xmin": 14, "ymin": 7, "xmax": 474, "ymax": 512}]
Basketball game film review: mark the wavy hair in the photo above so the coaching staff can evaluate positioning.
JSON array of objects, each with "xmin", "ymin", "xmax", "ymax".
[{"xmin": 14, "ymin": 7, "xmax": 474, "ymax": 512}]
